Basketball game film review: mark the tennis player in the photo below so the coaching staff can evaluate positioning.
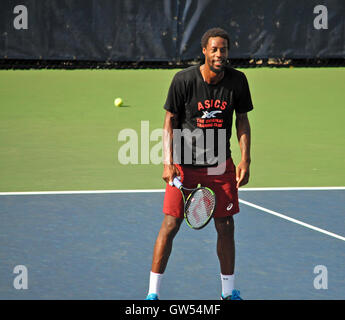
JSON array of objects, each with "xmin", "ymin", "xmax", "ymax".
[{"xmin": 146, "ymin": 28, "xmax": 253, "ymax": 300}]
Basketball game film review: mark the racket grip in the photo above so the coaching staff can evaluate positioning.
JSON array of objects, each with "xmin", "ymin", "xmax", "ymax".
[{"xmin": 172, "ymin": 177, "xmax": 183, "ymax": 189}]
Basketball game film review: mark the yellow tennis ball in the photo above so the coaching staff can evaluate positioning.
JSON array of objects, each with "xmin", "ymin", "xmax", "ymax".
[{"xmin": 114, "ymin": 97, "xmax": 123, "ymax": 107}]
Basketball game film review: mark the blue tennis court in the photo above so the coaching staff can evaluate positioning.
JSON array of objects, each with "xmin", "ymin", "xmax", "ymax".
[{"xmin": 0, "ymin": 188, "xmax": 344, "ymax": 300}]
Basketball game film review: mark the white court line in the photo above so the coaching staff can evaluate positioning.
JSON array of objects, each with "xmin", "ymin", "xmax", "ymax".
[
  {"xmin": 1, "ymin": 188, "xmax": 344, "ymax": 242},
  {"xmin": 239, "ymin": 187, "xmax": 345, "ymax": 191},
  {"xmin": 0, "ymin": 189, "xmax": 166, "ymax": 195},
  {"xmin": 239, "ymin": 198, "xmax": 345, "ymax": 242},
  {"xmin": 0, "ymin": 186, "xmax": 344, "ymax": 195}
]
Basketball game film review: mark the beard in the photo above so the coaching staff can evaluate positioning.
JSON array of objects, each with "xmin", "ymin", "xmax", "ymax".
[
  {"xmin": 208, "ymin": 59, "xmax": 225, "ymax": 74},
  {"xmin": 210, "ymin": 64, "xmax": 224, "ymax": 74}
]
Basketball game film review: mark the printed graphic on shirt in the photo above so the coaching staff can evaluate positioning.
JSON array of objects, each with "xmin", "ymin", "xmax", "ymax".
[
  {"xmin": 197, "ymin": 99, "xmax": 228, "ymax": 110},
  {"xmin": 197, "ymin": 117, "xmax": 224, "ymax": 128},
  {"xmin": 196, "ymin": 98, "xmax": 231, "ymax": 128},
  {"xmin": 201, "ymin": 110, "xmax": 222, "ymax": 118}
]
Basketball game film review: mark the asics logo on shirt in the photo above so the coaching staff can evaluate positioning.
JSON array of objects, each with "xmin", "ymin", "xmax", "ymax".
[
  {"xmin": 198, "ymin": 99, "xmax": 228, "ymax": 111},
  {"xmin": 196, "ymin": 100, "xmax": 229, "ymax": 128},
  {"xmin": 201, "ymin": 110, "xmax": 222, "ymax": 119}
]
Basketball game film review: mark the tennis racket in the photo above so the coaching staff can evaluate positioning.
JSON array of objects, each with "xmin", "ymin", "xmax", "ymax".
[{"xmin": 172, "ymin": 177, "xmax": 216, "ymax": 230}]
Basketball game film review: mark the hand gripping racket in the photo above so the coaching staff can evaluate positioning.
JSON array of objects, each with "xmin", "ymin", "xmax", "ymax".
[{"xmin": 172, "ymin": 177, "xmax": 216, "ymax": 230}]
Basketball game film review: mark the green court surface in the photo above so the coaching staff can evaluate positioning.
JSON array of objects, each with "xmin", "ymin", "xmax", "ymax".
[{"xmin": 0, "ymin": 68, "xmax": 344, "ymax": 192}]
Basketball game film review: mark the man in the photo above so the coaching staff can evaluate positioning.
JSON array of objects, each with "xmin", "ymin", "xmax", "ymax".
[{"xmin": 146, "ymin": 28, "xmax": 253, "ymax": 300}]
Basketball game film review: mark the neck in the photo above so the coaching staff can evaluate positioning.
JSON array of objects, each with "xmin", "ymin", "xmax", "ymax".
[{"xmin": 200, "ymin": 64, "xmax": 224, "ymax": 84}]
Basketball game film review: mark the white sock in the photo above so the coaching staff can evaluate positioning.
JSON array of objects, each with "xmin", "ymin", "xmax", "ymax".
[
  {"xmin": 148, "ymin": 271, "xmax": 163, "ymax": 297},
  {"xmin": 220, "ymin": 273, "xmax": 235, "ymax": 297}
]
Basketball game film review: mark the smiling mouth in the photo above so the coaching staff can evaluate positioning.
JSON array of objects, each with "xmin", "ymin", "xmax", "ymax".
[{"xmin": 213, "ymin": 60, "xmax": 224, "ymax": 67}]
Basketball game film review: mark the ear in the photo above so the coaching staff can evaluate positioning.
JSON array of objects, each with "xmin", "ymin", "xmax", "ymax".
[{"xmin": 202, "ymin": 47, "xmax": 206, "ymax": 55}]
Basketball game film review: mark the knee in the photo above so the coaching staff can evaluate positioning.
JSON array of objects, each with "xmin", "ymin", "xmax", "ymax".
[
  {"xmin": 214, "ymin": 216, "xmax": 234, "ymax": 237},
  {"xmin": 161, "ymin": 216, "xmax": 182, "ymax": 238}
]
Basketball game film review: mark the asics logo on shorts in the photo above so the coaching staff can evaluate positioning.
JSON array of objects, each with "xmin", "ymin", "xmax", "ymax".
[
  {"xmin": 226, "ymin": 203, "xmax": 233, "ymax": 211},
  {"xmin": 201, "ymin": 110, "xmax": 222, "ymax": 119}
]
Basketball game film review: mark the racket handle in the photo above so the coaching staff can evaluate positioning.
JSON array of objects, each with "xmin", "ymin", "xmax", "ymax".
[{"xmin": 172, "ymin": 177, "xmax": 183, "ymax": 189}]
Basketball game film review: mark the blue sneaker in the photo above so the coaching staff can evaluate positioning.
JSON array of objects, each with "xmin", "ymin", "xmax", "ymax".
[
  {"xmin": 145, "ymin": 293, "xmax": 159, "ymax": 300},
  {"xmin": 221, "ymin": 289, "xmax": 243, "ymax": 300}
]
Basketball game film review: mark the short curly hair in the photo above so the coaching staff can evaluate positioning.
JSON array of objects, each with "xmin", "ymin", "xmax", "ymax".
[{"xmin": 201, "ymin": 27, "xmax": 230, "ymax": 49}]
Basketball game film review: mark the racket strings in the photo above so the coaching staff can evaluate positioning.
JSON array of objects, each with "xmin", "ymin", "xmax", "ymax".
[{"xmin": 185, "ymin": 188, "xmax": 215, "ymax": 228}]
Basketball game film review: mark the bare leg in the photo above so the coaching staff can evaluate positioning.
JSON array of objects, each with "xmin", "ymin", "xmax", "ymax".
[
  {"xmin": 214, "ymin": 216, "xmax": 235, "ymax": 275},
  {"xmin": 151, "ymin": 215, "xmax": 183, "ymax": 273}
]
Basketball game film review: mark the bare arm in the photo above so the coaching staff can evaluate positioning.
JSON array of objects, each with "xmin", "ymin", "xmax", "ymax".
[
  {"xmin": 235, "ymin": 112, "xmax": 251, "ymax": 188},
  {"xmin": 162, "ymin": 111, "xmax": 180, "ymax": 184}
]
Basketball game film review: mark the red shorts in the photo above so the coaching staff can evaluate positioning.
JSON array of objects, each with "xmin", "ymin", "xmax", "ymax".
[{"xmin": 163, "ymin": 158, "xmax": 239, "ymax": 218}]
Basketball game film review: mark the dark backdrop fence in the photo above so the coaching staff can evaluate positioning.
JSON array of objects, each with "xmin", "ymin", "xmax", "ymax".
[{"xmin": 0, "ymin": 0, "xmax": 344, "ymax": 68}]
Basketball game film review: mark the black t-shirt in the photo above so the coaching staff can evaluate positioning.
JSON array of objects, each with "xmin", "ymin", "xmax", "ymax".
[{"xmin": 164, "ymin": 64, "xmax": 253, "ymax": 167}]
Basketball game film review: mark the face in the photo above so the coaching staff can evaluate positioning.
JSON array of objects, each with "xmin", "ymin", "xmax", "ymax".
[{"xmin": 203, "ymin": 37, "xmax": 229, "ymax": 73}]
